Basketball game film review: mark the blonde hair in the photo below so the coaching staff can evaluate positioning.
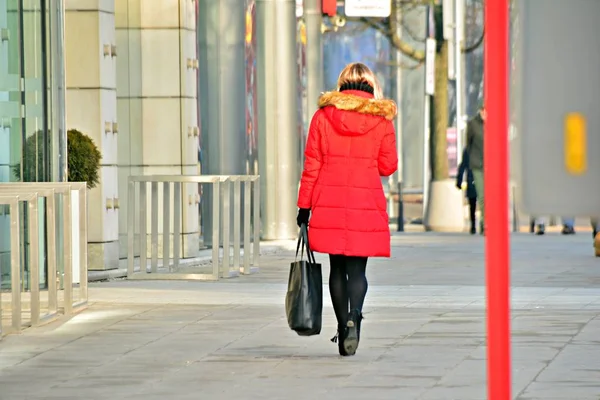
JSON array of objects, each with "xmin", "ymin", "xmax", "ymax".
[{"xmin": 336, "ymin": 62, "xmax": 383, "ymax": 99}]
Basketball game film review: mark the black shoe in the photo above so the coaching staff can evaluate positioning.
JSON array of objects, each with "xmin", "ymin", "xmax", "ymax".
[
  {"xmin": 344, "ymin": 309, "xmax": 363, "ymax": 356},
  {"xmin": 470, "ymin": 225, "xmax": 476, "ymax": 235},
  {"xmin": 530, "ymin": 220, "xmax": 535, "ymax": 233},
  {"xmin": 561, "ymin": 226, "xmax": 576, "ymax": 235},
  {"xmin": 536, "ymin": 224, "xmax": 545, "ymax": 235},
  {"xmin": 331, "ymin": 325, "xmax": 349, "ymax": 356}
]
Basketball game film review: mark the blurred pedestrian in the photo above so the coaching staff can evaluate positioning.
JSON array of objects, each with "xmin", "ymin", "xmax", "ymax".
[
  {"xmin": 592, "ymin": 218, "xmax": 600, "ymax": 257},
  {"xmin": 565, "ymin": 217, "xmax": 600, "ymax": 256},
  {"xmin": 296, "ymin": 62, "xmax": 398, "ymax": 356},
  {"xmin": 561, "ymin": 217, "xmax": 600, "ymax": 237},
  {"xmin": 561, "ymin": 217, "xmax": 576, "ymax": 234},
  {"xmin": 467, "ymin": 106, "xmax": 486, "ymax": 234},
  {"xmin": 529, "ymin": 217, "xmax": 545, "ymax": 235},
  {"xmin": 456, "ymin": 147, "xmax": 478, "ymax": 234}
]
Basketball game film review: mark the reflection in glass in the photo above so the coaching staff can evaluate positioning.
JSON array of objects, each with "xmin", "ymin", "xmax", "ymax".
[{"xmin": 244, "ymin": 0, "xmax": 258, "ymax": 175}]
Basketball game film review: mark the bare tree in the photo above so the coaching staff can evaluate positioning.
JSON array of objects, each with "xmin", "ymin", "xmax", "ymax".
[{"xmin": 341, "ymin": 0, "xmax": 485, "ymax": 182}]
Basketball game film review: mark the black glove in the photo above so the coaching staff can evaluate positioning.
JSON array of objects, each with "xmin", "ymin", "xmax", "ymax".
[{"xmin": 297, "ymin": 208, "xmax": 311, "ymax": 227}]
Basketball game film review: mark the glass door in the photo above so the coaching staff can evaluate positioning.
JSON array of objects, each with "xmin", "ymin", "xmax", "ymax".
[
  {"xmin": 0, "ymin": 0, "xmax": 49, "ymax": 291},
  {"xmin": 22, "ymin": 0, "xmax": 49, "ymax": 290},
  {"xmin": 0, "ymin": 0, "xmax": 24, "ymax": 290}
]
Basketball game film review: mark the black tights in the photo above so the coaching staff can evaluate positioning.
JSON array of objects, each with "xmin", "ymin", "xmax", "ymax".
[{"xmin": 328, "ymin": 254, "xmax": 368, "ymax": 326}]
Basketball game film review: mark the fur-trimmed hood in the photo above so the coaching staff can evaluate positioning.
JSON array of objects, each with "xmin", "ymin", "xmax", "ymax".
[
  {"xmin": 318, "ymin": 91, "xmax": 397, "ymax": 120},
  {"xmin": 317, "ymin": 90, "xmax": 397, "ymax": 136}
]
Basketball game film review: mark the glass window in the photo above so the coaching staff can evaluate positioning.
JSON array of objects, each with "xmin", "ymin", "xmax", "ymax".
[
  {"xmin": 0, "ymin": 0, "xmax": 65, "ymax": 292},
  {"xmin": 0, "ymin": 1, "xmax": 22, "ymax": 185},
  {"xmin": 0, "ymin": 0, "xmax": 24, "ymax": 290}
]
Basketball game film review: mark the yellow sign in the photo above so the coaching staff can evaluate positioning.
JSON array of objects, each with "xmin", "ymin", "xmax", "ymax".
[
  {"xmin": 245, "ymin": 10, "xmax": 253, "ymax": 44},
  {"xmin": 564, "ymin": 112, "xmax": 587, "ymax": 175},
  {"xmin": 299, "ymin": 21, "xmax": 306, "ymax": 45}
]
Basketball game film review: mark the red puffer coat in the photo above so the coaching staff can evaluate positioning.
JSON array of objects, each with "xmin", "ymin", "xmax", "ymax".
[{"xmin": 297, "ymin": 90, "xmax": 398, "ymax": 257}]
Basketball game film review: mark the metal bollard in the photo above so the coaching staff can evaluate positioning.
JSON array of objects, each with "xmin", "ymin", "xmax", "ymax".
[
  {"xmin": 243, "ymin": 179, "xmax": 251, "ymax": 274},
  {"xmin": 511, "ymin": 185, "xmax": 519, "ymax": 233},
  {"xmin": 397, "ymin": 181, "xmax": 405, "ymax": 232},
  {"xmin": 252, "ymin": 176, "xmax": 260, "ymax": 270},
  {"xmin": 233, "ymin": 178, "xmax": 241, "ymax": 270}
]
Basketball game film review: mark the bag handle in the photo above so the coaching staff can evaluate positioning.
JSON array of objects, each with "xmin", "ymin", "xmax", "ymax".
[
  {"xmin": 295, "ymin": 224, "xmax": 317, "ymax": 265},
  {"xmin": 302, "ymin": 224, "xmax": 317, "ymax": 265}
]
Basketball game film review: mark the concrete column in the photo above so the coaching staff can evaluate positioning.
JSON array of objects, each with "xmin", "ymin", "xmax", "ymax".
[
  {"xmin": 115, "ymin": 0, "xmax": 200, "ymax": 259},
  {"xmin": 454, "ymin": 0, "xmax": 464, "ymax": 165},
  {"xmin": 49, "ymin": 0, "xmax": 68, "ymax": 183},
  {"xmin": 256, "ymin": 0, "xmax": 300, "ymax": 240},
  {"xmin": 389, "ymin": 3, "xmax": 403, "ymax": 221},
  {"xmin": 401, "ymin": 6, "xmax": 427, "ymax": 190},
  {"xmin": 65, "ymin": 1, "xmax": 119, "ymax": 270},
  {"xmin": 303, "ymin": 0, "xmax": 323, "ymax": 121},
  {"xmin": 197, "ymin": 0, "xmax": 246, "ymax": 246}
]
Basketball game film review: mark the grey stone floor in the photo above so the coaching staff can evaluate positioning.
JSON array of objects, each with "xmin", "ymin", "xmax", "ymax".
[{"xmin": 1, "ymin": 232, "xmax": 600, "ymax": 400}]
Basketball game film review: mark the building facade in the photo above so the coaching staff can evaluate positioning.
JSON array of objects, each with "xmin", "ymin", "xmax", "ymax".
[
  {"xmin": 1, "ymin": 0, "xmax": 284, "ymax": 277},
  {"xmin": 65, "ymin": 0, "xmax": 201, "ymax": 270},
  {"xmin": 3, "ymin": 0, "xmax": 410, "ymax": 277}
]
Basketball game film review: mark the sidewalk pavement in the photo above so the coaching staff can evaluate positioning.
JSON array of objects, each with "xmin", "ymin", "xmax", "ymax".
[{"xmin": 1, "ymin": 232, "xmax": 600, "ymax": 400}]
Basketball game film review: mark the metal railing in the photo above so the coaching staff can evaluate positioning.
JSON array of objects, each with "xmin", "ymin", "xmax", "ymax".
[
  {"xmin": 127, "ymin": 175, "xmax": 260, "ymax": 281},
  {"xmin": 0, "ymin": 182, "xmax": 88, "ymax": 337}
]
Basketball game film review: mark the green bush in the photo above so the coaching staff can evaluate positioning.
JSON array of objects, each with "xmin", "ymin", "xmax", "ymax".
[
  {"xmin": 14, "ymin": 129, "xmax": 102, "ymax": 189},
  {"xmin": 67, "ymin": 129, "xmax": 102, "ymax": 189}
]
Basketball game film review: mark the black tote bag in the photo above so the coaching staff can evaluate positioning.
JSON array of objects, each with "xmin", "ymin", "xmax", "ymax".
[{"xmin": 285, "ymin": 224, "xmax": 323, "ymax": 336}]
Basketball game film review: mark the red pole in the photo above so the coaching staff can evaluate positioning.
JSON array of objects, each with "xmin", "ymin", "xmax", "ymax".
[{"xmin": 484, "ymin": 0, "xmax": 511, "ymax": 399}]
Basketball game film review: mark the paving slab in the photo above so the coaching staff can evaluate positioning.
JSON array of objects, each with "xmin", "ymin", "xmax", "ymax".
[{"xmin": 1, "ymin": 233, "xmax": 600, "ymax": 399}]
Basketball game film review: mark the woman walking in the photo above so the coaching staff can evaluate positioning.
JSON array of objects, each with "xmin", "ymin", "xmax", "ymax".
[
  {"xmin": 456, "ymin": 147, "xmax": 478, "ymax": 234},
  {"xmin": 296, "ymin": 62, "xmax": 398, "ymax": 356}
]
